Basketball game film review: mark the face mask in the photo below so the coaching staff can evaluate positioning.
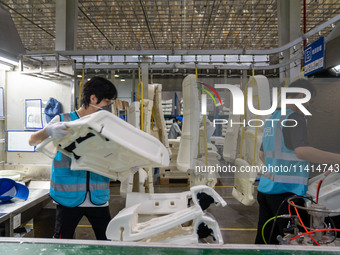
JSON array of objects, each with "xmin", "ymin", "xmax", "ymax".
[{"xmin": 90, "ymin": 104, "xmax": 112, "ymax": 113}]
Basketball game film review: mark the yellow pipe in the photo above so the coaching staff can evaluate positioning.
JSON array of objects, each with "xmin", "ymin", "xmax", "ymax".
[
  {"xmin": 151, "ymin": 107, "xmax": 154, "ymax": 131},
  {"xmin": 240, "ymin": 76, "xmax": 260, "ymax": 166},
  {"xmin": 195, "ymin": 67, "xmax": 201, "ymax": 156},
  {"xmin": 138, "ymin": 67, "xmax": 144, "ymax": 131},
  {"xmin": 203, "ymin": 114, "xmax": 208, "ymax": 166},
  {"xmin": 252, "ymin": 97, "xmax": 260, "ymax": 166},
  {"xmin": 239, "ymin": 80, "xmax": 249, "ymax": 159},
  {"xmin": 78, "ymin": 67, "xmax": 85, "ymax": 108}
]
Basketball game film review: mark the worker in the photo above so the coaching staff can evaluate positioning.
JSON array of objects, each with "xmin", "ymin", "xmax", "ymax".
[
  {"xmin": 168, "ymin": 116, "xmax": 182, "ymax": 139},
  {"xmin": 255, "ymin": 79, "xmax": 340, "ymax": 244},
  {"xmin": 29, "ymin": 76, "xmax": 117, "ymax": 240}
]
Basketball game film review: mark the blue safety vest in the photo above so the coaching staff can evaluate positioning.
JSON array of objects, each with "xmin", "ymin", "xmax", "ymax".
[
  {"xmin": 257, "ymin": 109, "xmax": 310, "ymax": 196},
  {"xmin": 50, "ymin": 112, "xmax": 110, "ymax": 207}
]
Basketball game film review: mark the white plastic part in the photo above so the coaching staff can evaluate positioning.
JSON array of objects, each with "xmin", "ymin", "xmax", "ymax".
[
  {"xmin": 106, "ymin": 205, "xmax": 202, "ymax": 241},
  {"xmin": 142, "ymin": 99, "xmax": 153, "ymax": 134},
  {"xmin": 36, "ymin": 138, "xmax": 58, "ymax": 159},
  {"xmin": 209, "ymin": 136, "xmax": 225, "ymax": 145},
  {"xmin": 150, "ymin": 83, "xmax": 170, "ymax": 155},
  {"xmin": 106, "ymin": 185, "xmax": 226, "ymax": 243},
  {"xmin": 144, "ymin": 167, "xmax": 154, "ymax": 193},
  {"xmin": 148, "ymin": 84, "xmax": 155, "ymax": 100},
  {"xmin": 245, "ymin": 75, "xmax": 271, "ymax": 121},
  {"xmin": 140, "ymin": 214, "xmax": 224, "ymax": 244},
  {"xmin": 199, "ymin": 118, "xmax": 216, "ymax": 143},
  {"xmin": 223, "ymin": 85, "xmax": 241, "ymax": 163},
  {"xmin": 232, "ymin": 158, "xmax": 257, "ymax": 206},
  {"xmin": 190, "ymin": 158, "xmax": 219, "ymax": 188},
  {"xmin": 177, "ymin": 74, "xmax": 200, "ymax": 172},
  {"xmin": 307, "ymin": 172, "xmax": 340, "ymax": 216},
  {"xmin": 241, "ymin": 129, "xmax": 263, "ymax": 167},
  {"xmin": 120, "ymin": 167, "xmax": 147, "ymax": 198},
  {"xmin": 194, "ymin": 213, "xmax": 224, "ymax": 244},
  {"xmin": 0, "ymin": 170, "xmax": 24, "ymax": 181},
  {"xmin": 128, "ymin": 101, "xmax": 140, "ymax": 128},
  {"xmin": 190, "ymin": 185, "xmax": 227, "ymax": 207},
  {"xmin": 230, "ymin": 76, "xmax": 270, "ymax": 206},
  {"xmin": 36, "ymin": 111, "xmax": 170, "ymax": 180},
  {"xmin": 125, "ymin": 191, "xmax": 191, "ymax": 214}
]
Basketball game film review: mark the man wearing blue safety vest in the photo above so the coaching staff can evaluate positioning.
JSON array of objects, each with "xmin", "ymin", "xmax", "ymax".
[
  {"xmin": 29, "ymin": 77, "xmax": 117, "ymax": 240},
  {"xmin": 255, "ymin": 79, "xmax": 340, "ymax": 244}
]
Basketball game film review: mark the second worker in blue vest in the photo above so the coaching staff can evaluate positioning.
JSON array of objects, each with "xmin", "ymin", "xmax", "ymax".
[
  {"xmin": 255, "ymin": 79, "xmax": 340, "ymax": 244},
  {"xmin": 29, "ymin": 76, "xmax": 117, "ymax": 240}
]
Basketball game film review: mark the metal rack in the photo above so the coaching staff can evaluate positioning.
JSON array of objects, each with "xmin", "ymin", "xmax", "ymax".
[{"xmin": 19, "ymin": 53, "xmax": 75, "ymax": 80}]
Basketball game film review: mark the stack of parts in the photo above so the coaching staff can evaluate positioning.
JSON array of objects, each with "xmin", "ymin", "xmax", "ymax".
[
  {"xmin": 221, "ymin": 125, "xmax": 227, "ymax": 137},
  {"xmin": 162, "ymin": 99, "xmax": 173, "ymax": 116},
  {"xmin": 120, "ymin": 167, "xmax": 147, "ymax": 198},
  {"xmin": 177, "ymin": 74, "xmax": 200, "ymax": 173},
  {"xmin": 142, "ymin": 99, "xmax": 154, "ymax": 134},
  {"xmin": 159, "ymin": 139, "xmax": 189, "ymax": 184},
  {"xmin": 128, "ymin": 102, "xmax": 140, "ymax": 128},
  {"xmin": 221, "ymin": 107, "xmax": 230, "ymax": 116},
  {"xmin": 220, "ymin": 107, "xmax": 230, "ymax": 137},
  {"xmin": 106, "ymin": 185, "xmax": 227, "ymax": 244},
  {"xmin": 36, "ymin": 111, "xmax": 170, "ymax": 181},
  {"xmin": 230, "ymin": 76, "xmax": 271, "ymax": 206},
  {"xmin": 165, "ymin": 119, "xmax": 173, "ymax": 134}
]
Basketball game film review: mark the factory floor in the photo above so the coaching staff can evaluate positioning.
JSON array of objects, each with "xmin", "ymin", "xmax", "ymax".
[{"xmin": 74, "ymin": 172, "xmax": 259, "ymax": 244}]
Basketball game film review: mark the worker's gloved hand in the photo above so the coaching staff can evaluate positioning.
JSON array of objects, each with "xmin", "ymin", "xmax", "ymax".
[{"xmin": 45, "ymin": 122, "xmax": 69, "ymax": 139}]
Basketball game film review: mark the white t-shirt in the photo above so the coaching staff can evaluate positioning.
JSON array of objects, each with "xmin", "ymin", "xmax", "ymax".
[{"xmin": 48, "ymin": 113, "xmax": 109, "ymax": 207}]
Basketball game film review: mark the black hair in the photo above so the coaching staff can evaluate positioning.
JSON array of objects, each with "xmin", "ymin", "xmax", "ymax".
[
  {"xmin": 81, "ymin": 76, "xmax": 117, "ymax": 108},
  {"xmin": 286, "ymin": 79, "xmax": 316, "ymax": 98}
]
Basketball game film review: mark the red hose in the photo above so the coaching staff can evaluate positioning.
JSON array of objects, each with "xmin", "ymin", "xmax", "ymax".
[
  {"xmin": 291, "ymin": 201, "xmax": 320, "ymax": 246},
  {"xmin": 316, "ymin": 179, "xmax": 322, "ymax": 204},
  {"xmin": 291, "ymin": 228, "xmax": 340, "ymax": 242}
]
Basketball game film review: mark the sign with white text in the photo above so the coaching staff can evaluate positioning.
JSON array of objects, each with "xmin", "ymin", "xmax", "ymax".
[{"xmin": 304, "ymin": 37, "xmax": 325, "ymax": 76}]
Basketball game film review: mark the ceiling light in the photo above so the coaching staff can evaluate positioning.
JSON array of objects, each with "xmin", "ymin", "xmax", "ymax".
[
  {"xmin": 114, "ymin": 74, "xmax": 119, "ymax": 77},
  {"xmin": 77, "ymin": 75, "xmax": 82, "ymax": 78},
  {"xmin": 120, "ymin": 79, "xmax": 125, "ymax": 82},
  {"xmin": 0, "ymin": 63, "xmax": 11, "ymax": 71},
  {"xmin": 331, "ymin": 64, "xmax": 340, "ymax": 74},
  {"xmin": 0, "ymin": 56, "xmax": 18, "ymax": 65}
]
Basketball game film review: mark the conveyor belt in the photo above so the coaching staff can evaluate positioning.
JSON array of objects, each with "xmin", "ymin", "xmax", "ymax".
[{"xmin": 0, "ymin": 238, "xmax": 340, "ymax": 255}]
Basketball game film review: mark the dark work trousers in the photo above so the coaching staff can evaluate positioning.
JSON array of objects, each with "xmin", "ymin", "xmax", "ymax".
[
  {"xmin": 54, "ymin": 204, "xmax": 111, "ymax": 240},
  {"xmin": 255, "ymin": 191, "xmax": 308, "ymax": 244}
]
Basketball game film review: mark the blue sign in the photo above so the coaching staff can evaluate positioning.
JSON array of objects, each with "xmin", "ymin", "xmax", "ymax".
[{"xmin": 304, "ymin": 37, "xmax": 325, "ymax": 76}]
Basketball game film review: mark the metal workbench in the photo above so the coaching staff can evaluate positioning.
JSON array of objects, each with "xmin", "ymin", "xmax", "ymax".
[{"xmin": 0, "ymin": 189, "xmax": 51, "ymax": 236}]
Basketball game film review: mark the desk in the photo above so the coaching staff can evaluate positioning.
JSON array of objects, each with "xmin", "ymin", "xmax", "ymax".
[{"xmin": 0, "ymin": 189, "xmax": 51, "ymax": 236}]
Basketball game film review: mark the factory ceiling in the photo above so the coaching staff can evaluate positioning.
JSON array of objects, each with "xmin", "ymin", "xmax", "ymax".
[{"xmin": 0, "ymin": 0, "xmax": 339, "ymax": 53}]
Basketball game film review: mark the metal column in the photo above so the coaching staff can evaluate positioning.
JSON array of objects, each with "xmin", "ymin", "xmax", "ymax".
[
  {"xmin": 55, "ymin": 0, "xmax": 78, "ymax": 51},
  {"xmin": 140, "ymin": 57, "xmax": 150, "ymax": 100},
  {"xmin": 278, "ymin": 0, "xmax": 301, "ymax": 85}
]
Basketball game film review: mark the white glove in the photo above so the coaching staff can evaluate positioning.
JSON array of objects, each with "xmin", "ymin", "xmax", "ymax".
[{"xmin": 45, "ymin": 122, "xmax": 69, "ymax": 139}]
